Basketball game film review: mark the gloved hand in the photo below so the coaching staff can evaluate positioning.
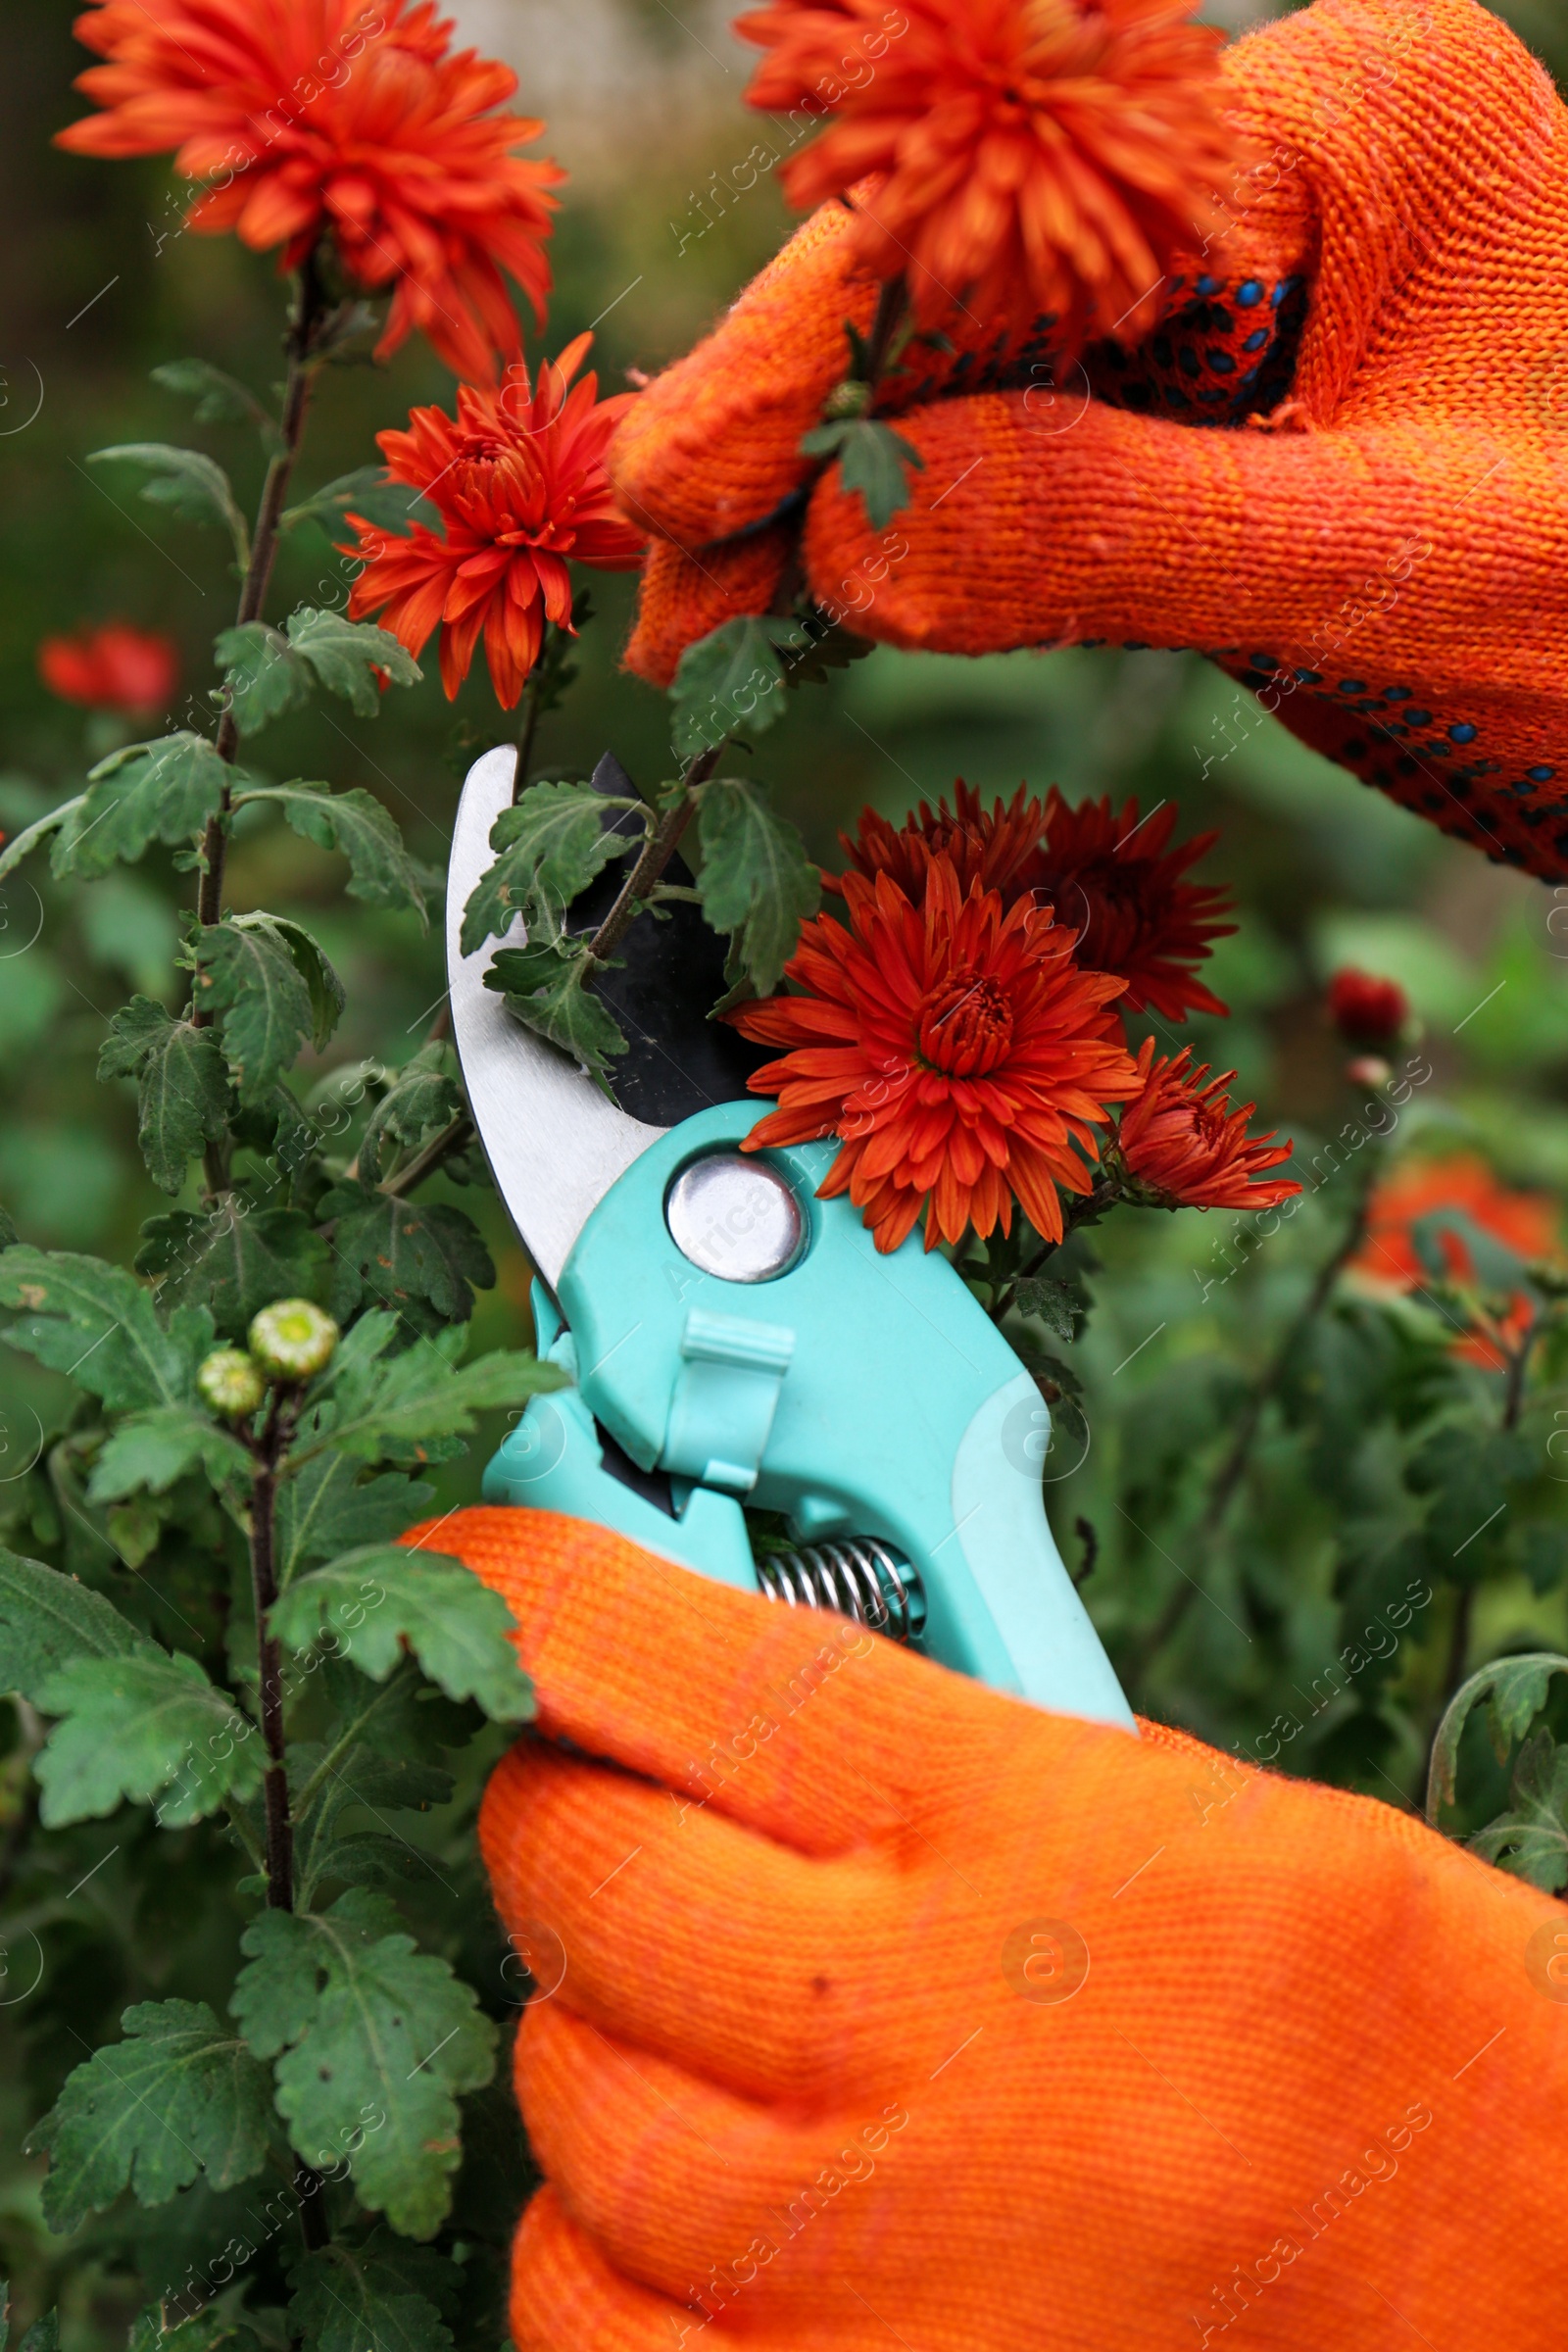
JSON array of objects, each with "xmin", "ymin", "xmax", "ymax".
[
  {"xmin": 611, "ymin": 0, "xmax": 1568, "ymax": 883},
  {"xmin": 415, "ymin": 1506, "xmax": 1568, "ymax": 2351}
]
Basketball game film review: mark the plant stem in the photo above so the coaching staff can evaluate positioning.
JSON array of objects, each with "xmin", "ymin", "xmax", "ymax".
[
  {"xmin": 863, "ymin": 270, "xmax": 909, "ymax": 388},
  {"xmin": 1438, "ymin": 1314, "xmax": 1540, "ymax": 1711},
  {"xmin": 585, "ymin": 742, "xmax": 723, "ymax": 968},
  {"xmin": 513, "ymin": 624, "xmax": 555, "ymax": 799},
  {"xmin": 378, "ymin": 1112, "xmax": 473, "ymax": 1200},
  {"xmin": 988, "ymin": 1183, "xmax": 1117, "ymax": 1322},
  {"xmin": 195, "ymin": 248, "xmax": 330, "ymax": 949}
]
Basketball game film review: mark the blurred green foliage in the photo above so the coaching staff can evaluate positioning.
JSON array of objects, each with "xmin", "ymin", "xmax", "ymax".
[{"xmin": 1, "ymin": 0, "xmax": 1567, "ymax": 2337}]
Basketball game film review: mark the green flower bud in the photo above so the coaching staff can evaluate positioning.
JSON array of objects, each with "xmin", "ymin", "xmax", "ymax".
[
  {"xmin": 249, "ymin": 1298, "xmax": 339, "ymax": 1383},
  {"xmin": 822, "ymin": 377, "xmax": 872, "ymax": 421},
  {"xmin": 197, "ymin": 1348, "xmax": 266, "ymax": 1422}
]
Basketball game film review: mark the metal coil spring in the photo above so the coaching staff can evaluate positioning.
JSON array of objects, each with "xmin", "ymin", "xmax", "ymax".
[{"xmin": 754, "ymin": 1539, "xmax": 926, "ymax": 1645}]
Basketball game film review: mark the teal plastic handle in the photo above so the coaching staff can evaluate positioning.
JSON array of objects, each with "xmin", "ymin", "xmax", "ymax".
[{"xmin": 484, "ymin": 1102, "xmax": 1134, "ymax": 1731}]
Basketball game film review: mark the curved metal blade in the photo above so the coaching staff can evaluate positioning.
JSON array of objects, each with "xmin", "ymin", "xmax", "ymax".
[{"xmin": 446, "ymin": 746, "xmax": 664, "ymax": 1291}]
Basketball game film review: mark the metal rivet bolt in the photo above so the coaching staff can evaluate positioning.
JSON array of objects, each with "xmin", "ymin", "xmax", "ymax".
[{"xmin": 664, "ymin": 1153, "xmax": 806, "ymax": 1283}]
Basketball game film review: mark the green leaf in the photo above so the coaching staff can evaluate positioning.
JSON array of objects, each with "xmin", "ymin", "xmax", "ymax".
[
  {"xmin": 52, "ymin": 733, "xmax": 227, "ymax": 879},
  {"xmin": 136, "ymin": 1204, "xmax": 331, "ymax": 1338},
  {"xmin": 196, "ymin": 914, "xmax": 344, "ymax": 1100},
  {"xmin": 87, "ymin": 1407, "xmax": 253, "ymax": 1507},
  {"xmin": 1470, "ymin": 1728, "xmax": 1568, "ymax": 1891},
  {"xmin": 0, "ymin": 795, "xmax": 86, "ymax": 885},
  {"xmin": 323, "ymin": 1190, "xmax": 494, "ymax": 1326},
  {"xmin": 33, "ymin": 1648, "xmax": 265, "ymax": 1827},
  {"xmin": 354, "ymin": 1051, "xmax": 461, "ymax": 1188},
  {"xmin": 127, "ymin": 2305, "xmax": 260, "ymax": 2352},
  {"xmin": 17, "ymin": 2316, "xmax": 59, "ymax": 2352},
  {"xmin": 281, "ymin": 466, "xmax": 437, "ymax": 539},
  {"xmin": 1407, "ymin": 1425, "xmax": 1535, "ymax": 1573},
  {"xmin": 0, "ymin": 1545, "xmax": 146, "ymax": 1702},
  {"xmin": 669, "ymin": 613, "xmax": 811, "ymax": 762},
  {"xmin": 287, "ymin": 2231, "xmax": 456, "ymax": 2352},
  {"xmin": 800, "ymin": 416, "xmax": 924, "ymax": 530},
  {"xmin": 485, "ymin": 941, "xmax": 628, "ymax": 1083},
  {"xmin": 0, "ymin": 1247, "xmax": 210, "ymax": 1411},
  {"xmin": 99, "ymin": 998, "xmax": 230, "ymax": 1196},
  {"xmin": 270, "ymin": 1544, "xmax": 532, "ymax": 1721},
  {"xmin": 1426, "ymin": 1650, "xmax": 1568, "ymax": 1818},
  {"xmin": 215, "ymin": 621, "xmax": 309, "ymax": 736},
  {"xmin": 275, "ymin": 1455, "xmax": 433, "ymax": 1587},
  {"xmin": 89, "ymin": 443, "xmax": 250, "ymax": 569},
  {"xmin": 232, "ymin": 1889, "xmax": 496, "ymax": 2239},
  {"xmin": 695, "ymin": 775, "xmax": 820, "ymax": 995},
  {"xmin": 152, "ymin": 358, "xmax": 283, "ymax": 453},
  {"xmin": 237, "ymin": 782, "xmax": 427, "ymax": 920},
  {"xmin": 283, "ymin": 610, "xmax": 420, "ymax": 717},
  {"xmin": 26, "ymin": 1998, "xmax": 271, "ymax": 2232},
  {"xmin": 1012, "ymin": 1277, "xmax": 1078, "ymax": 1342},
  {"xmin": 296, "ymin": 1324, "xmax": 565, "ymax": 1470},
  {"xmin": 460, "ymin": 781, "xmax": 636, "ymax": 955}
]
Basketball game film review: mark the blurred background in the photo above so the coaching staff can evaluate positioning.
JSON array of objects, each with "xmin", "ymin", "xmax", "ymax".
[{"xmin": 2, "ymin": 0, "xmax": 1567, "ymax": 1941}]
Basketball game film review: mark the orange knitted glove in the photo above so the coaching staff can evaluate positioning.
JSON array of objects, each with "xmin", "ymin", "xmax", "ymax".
[
  {"xmin": 416, "ymin": 1506, "xmax": 1568, "ymax": 2351},
  {"xmin": 612, "ymin": 0, "xmax": 1568, "ymax": 882}
]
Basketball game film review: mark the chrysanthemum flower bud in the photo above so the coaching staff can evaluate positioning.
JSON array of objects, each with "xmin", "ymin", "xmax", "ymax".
[
  {"xmin": 197, "ymin": 1348, "xmax": 266, "ymax": 1422},
  {"xmin": 1328, "ymin": 968, "xmax": 1410, "ymax": 1051},
  {"xmin": 248, "ymin": 1299, "xmax": 339, "ymax": 1383}
]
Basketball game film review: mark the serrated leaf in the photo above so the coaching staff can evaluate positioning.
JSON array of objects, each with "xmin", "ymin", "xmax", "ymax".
[
  {"xmin": 283, "ymin": 611, "xmax": 420, "ymax": 717},
  {"xmin": 52, "ymin": 733, "xmax": 228, "ymax": 879},
  {"xmin": 87, "ymin": 1407, "xmax": 253, "ymax": 1508},
  {"xmin": 33, "ymin": 1648, "xmax": 264, "ymax": 1827},
  {"xmin": 196, "ymin": 914, "xmax": 342, "ymax": 1100},
  {"xmin": 1012, "ymin": 1277, "xmax": 1078, "ymax": 1342},
  {"xmin": 89, "ymin": 443, "xmax": 250, "ymax": 567},
  {"xmin": 215, "ymin": 622, "xmax": 308, "ymax": 735},
  {"xmin": 695, "ymin": 775, "xmax": 820, "ymax": 995},
  {"xmin": 232, "ymin": 1888, "xmax": 496, "ymax": 2238},
  {"xmin": 99, "ymin": 998, "xmax": 230, "ymax": 1195},
  {"xmin": 285, "ymin": 1726, "xmax": 456, "ymax": 1912},
  {"xmin": 270, "ymin": 1544, "xmax": 532, "ymax": 1721},
  {"xmin": 355, "ymin": 1053, "xmax": 461, "ymax": 1189},
  {"xmin": 1426, "ymin": 1650, "xmax": 1568, "ymax": 1818},
  {"xmin": 127, "ymin": 2304, "xmax": 260, "ymax": 2352},
  {"xmin": 237, "ymin": 782, "xmax": 427, "ymax": 919},
  {"xmin": 0, "ymin": 1546, "xmax": 146, "ymax": 1702},
  {"xmin": 26, "ymin": 1998, "xmax": 271, "ymax": 2231},
  {"xmin": 323, "ymin": 1190, "xmax": 493, "ymax": 1326},
  {"xmin": 800, "ymin": 416, "xmax": 923, "ymax": 530},
  {"xmin": 288, "ymin": 2230, "xmax": 456, "ymax": 2352},
  {"xmin": 669, "ymin": 614, "xmax": 811, "ymax": 762},
  {"xmin": 485, "ymin": 942, "xmax": 627, "ymax": 1083},
  {"xmin": 1470, "ymin": 1728, "xmax": 1568, "ymax": 1891},
  {"xmin": 294, "ymin": 1326, "xmax": 564, "ymax": 1470},
  {"xmin": 17, "ymin": 2317, "xmax": 59, "ymax": 2352},
  {"xmin": 136, "ymin": 1203, "xmax": 330, "ymax": 1338},
  {"xmin": 0, "ymin": 1247, "xmax": 209, "ymax": 1411},
  {"xmin": 275, "ymin": 1455, "xmax": 432, "ymax": 1587},
  {"xmin": 152, "ymin": 358, "xmax": 282, "ymax": 454},
  {"xmin": 460, "ymin": 780, "xmax": 635, "ymax": 955},
  {"xmin": 1408, "ymin": 1425, "xmax": 1534, "ymax": 1572},
  {"xmin": 0, "ymin": 795, "xmax": 86, "ymax": 885},
  {"xmin": 282, "ymin": 466, "xmax": 437, "ymax": 538}
]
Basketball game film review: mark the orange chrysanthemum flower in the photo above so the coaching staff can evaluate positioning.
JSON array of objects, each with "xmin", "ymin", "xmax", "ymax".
[
  {"xmin": 1348, "ymin": 1152, "xmax": 1562, "ymax": 1372},
  {"xmin": 38, "ymin": 621, "xmax": 179, "ymax": 716},
  {"xmin": 58, "ymin": 0, "xmax": 564, "ymax": 381},
  {"xmin": 736, "ymin": 0, "xmax": 1238, "ymax": 339},
  {"xmin": 731, "ymin": 856, "xmax": 1141, "ymax": 1252},
  {"xmin": 342, "ymin": 335, "xmax": 645, "ymax": 710},
  {"xmin": 836, "ymin": 780, "xmax": 1233, "ymax": 1022},
  {"xmin": 1116, "ymin": 1044, "xmax": 1298, "ymax": 1210}
]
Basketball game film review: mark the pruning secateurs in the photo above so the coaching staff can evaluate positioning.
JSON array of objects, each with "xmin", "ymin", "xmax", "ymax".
[{"xmin": 447, "ymin": 746, "xmax": 1134, "ymax": 1731}]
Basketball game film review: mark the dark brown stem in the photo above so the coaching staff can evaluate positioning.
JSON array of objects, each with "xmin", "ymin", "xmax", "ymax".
[
  {"xmin": 1126, "ymin": 1153, "xmax": 1378, "ymax": 1680},
  {"xmin": 863, "ymin": 270, "xmax": 909, "ymax": 389},
  {"xmin": 378, "ymin": 1112, "xmax": 473, "ymax": 1200},
  {"xmin": 513, "ymin": 625, "xmax": 554, "ymax": 800},
  {"xmin": 585, "ymin": 744, "xmax": 723, "ymax": 968},
  {"xmin": 988, "ymin": 1183, "xmax": 1117, "ymax": 1323},
  {"xmin": 195, "ymin": 248, "xmax": 330, "ymax": 951}
]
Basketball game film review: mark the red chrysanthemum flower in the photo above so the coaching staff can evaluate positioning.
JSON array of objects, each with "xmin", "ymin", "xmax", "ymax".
[
  {"xmin": 38, "ymin": 621, "xmax": 179, "ymax": 716},
  {"xmin": 837, "ymin": 781, "xmax": 1232, "ymax": 1022},
  {"xmin": 1116, "ymin": 1044, "xmax": 1298, "ymax": 1210},
  {"xmin": 1023, "ymin": 788, "xmax": 1233, "ymax": 1020},
  {"xmin": 731, "ymin": 855, "xmax": 1141, "ymax": 1252},
  {"xmin": 736, "ymin": 0, "xmax": 1237, "ymax": 341},
  {"xmin": 57, "ymin": 0, "xmax": 564, "ymax": 381},
  {"xmin": 1348, "ymin": 1152, "xmax": 1562, "ymax": 1372},
  {"xmin": 342, "ymin": 335, "xmax": 645, "ymax": 710},
  {"xmin": 1327, "ymin": 967, "xmax": 1410, "ymax": 1051}
]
